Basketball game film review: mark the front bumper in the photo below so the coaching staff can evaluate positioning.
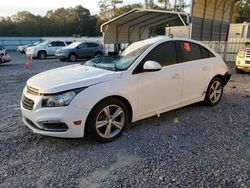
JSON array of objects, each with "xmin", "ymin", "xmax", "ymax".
[
  {"xmin": 235, "ymin": 61, "xmax": 250, "ymax": 72},
  {"xmin": 21, "ymin": 90, "xmax": 87, "ymax": 138}
]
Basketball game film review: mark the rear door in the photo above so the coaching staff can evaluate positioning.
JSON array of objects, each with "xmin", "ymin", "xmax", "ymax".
[
  {"xmin": 47, "ymin": 41, "xmax": 65, "ymax": 56},
  {"xmin": 86, "ymin": 43, "xmax": 98, "ymax": 57},
  {"xmin": 176, "ymin": 41, "xmax": 215, "ymax": 103}
]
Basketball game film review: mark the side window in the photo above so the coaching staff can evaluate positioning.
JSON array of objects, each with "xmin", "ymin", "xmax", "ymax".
[
  {"xmin": 177, "ymin": 41, "xmax": 203, "ymax": 62},
  {"xmin": 57, "ymin": 42, "xmax": 66, "ymax": 46},
  {"xmin": 50, "ymin": 42, "xmax": 57, "ymax": 47},
  {"xmin": 143, "ymin": 41, "xmax": 177, "ymax": 67},
  {"xmin": 79, "ymin": 43, "xmax": 87, "ymax": 49},
  {"xmin": 200, "ymin": 46, "xmax": 215, "ymax": 59},
  {"xmin": 87, "ymin": 43, "xmax": 98, "ymax": 48}
]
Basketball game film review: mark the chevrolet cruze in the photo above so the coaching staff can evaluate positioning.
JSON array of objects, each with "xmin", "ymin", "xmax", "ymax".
[{"xmin": 21, "ymin": 37, "xmax": 231, "ymax": 142}]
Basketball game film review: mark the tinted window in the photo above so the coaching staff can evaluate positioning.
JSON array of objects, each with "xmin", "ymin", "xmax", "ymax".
[
  {"xmin": 177, "ymin": 41, "xmax": 202, "ymax": 62},
  {"xmin": 78, "ymin": 43, "xmax": 87, "ymax": 49},
  {"xmin": 57, "ymin": 42, "xmax": 65, "ymax": 46},
  {"xmin": 87, "ymin": 43, "xmax": 98, "ymax": 48},
  {"xmin": 200, "ymin": 46, "xmax": 215, "ymax": 58},
  {"xmin": 66, "ymin": 41, "xmax": 72, "ymax": 45},
  {"xmin": 143, "ymin": 41, "xmax": 177, "ymax": 67},
  {"xmin": 50, "ymin": 42, "xmax": 57, "ymax": 47}
]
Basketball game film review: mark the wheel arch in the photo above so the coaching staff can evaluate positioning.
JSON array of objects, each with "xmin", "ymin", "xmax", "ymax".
[
  {"xmin": 38, "ymin": 50, "xmax": 47, "ymax": 55},
  {"xmin": 84, "ymin": 95, "xmax": 133, "ymax": 135}
]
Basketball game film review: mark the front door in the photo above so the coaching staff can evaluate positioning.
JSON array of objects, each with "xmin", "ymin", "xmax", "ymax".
[{"xmin": 136, "ymin": 41, "xmax": 183, "ymax": 116}]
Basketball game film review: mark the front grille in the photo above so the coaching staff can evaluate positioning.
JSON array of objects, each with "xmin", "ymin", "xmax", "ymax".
[
  {"xmin": 27, "ymin": 85, "xmax": 39, "ymax": 96},
  {"xmin": 22, "ymin": 96, "xmax": 34, "ymax": 110},
  {"xmin": 245, "ymin": 61, "xmax": 250, "ymax": 64},
  {"xmin": 246, "ymin": 50, "xmax": 250, "ymax": 58}
]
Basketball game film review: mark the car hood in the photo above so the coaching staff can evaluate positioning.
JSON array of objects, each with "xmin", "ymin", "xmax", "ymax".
[{"xmin": 27, "ymin": 64, "xmax": 121, "ymax": 94}]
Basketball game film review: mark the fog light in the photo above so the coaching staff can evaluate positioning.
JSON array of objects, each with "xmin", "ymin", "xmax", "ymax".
[{"xmin": 73, "ymin": 120, "xmax": 82, "ymax": 126}]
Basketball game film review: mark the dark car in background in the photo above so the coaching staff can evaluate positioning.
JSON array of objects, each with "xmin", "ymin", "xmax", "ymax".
[
  {"xmin": 0, "ymin": 45, "xmax": 11, "ymax": 64},
  {"xmin": 55, "ymin": 42, "xmax": 104, "ymax": 62}
]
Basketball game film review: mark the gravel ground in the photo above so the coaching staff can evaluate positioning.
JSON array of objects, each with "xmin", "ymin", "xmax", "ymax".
[{"xmin": 0, "ymin": 52, "xmax": 249, "ymax": 187}]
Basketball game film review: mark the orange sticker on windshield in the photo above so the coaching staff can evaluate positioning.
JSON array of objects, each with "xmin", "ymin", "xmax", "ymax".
[{"xmin": 183, "ymin": 42, "xmax": 191, "ymax": 52}]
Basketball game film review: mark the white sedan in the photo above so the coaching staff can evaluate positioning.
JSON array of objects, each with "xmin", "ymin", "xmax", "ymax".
[{"xmin": 21, "ymin": 37, "xmax": 231, "ymax": 142}]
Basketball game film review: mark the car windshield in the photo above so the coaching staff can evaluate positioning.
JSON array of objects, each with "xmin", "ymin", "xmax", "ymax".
[
  {"xmin": 37, "ymin": 41, "xmax": 49, "ymax": 46},
  {"xmin": 33, "ymin": 41, "xmax": 42, "ymax": 46},
  {"xmin": 67, "ymin": 42, "xmax": 82, "ymax": 48},
  {"xmin": 84, "ymin": 43, "xmax": 152, "ymax": 71}
]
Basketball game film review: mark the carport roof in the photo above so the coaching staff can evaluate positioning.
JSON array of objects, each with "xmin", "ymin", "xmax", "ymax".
[{"xmin": 101, "ymin": 9, "xmax": 189, "ymax": 44}]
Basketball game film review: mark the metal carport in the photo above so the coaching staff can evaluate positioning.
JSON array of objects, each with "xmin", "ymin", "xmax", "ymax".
[
  {"xmin": 101, "ymin": 8, "xmax": 189, "ymax": 49},
  {"xmin": 191, "ymin": 0, "xmax": 240, "ymax": 41}
]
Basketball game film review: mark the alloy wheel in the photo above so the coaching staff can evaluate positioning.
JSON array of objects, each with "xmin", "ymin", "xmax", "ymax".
[
  {"xmin": 95, "ymin": 105, "xmax": 125, "ymax": 139},
  {"xmin": 209, "ymin": 80, "xmax": 222, "ymax": 103}
]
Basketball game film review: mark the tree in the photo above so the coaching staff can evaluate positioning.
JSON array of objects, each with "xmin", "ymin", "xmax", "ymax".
[
  {"xmin": 158, "ymin": 0, "xmax": 171, "ymax": 10},
  {"xmin": 232, "ymin": 0, "xmax": 250, "ymax": 22},
  {"xmin": 144, "ymin": 0, "xmax": 155, "ymax": 9}
]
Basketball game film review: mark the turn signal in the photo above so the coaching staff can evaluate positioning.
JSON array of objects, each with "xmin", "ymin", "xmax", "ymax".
[{"xmin": 73, "ymin": 120, "xmax": 82, "ymax": 126}]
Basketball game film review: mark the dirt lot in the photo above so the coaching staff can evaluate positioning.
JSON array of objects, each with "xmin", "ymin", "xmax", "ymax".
[{"xmin": 0, "ymin": 52, "xmax": 250, "ymax": 187}]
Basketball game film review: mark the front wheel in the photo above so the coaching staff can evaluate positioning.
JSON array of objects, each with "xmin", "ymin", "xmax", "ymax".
[
  {"xmin": 38, "ymin": 51, "xmax": 46, "ymax": 60},
  {"xmin": 86, "ymin": 98, "xmax": 129, "ymax": 143},
  {"xmin": 235, "ymin": 66, "xmax": 244, "ymax": 74},
  {"xmin": 69, "ymin": 53, "xmax": 77, "ymax": 62},
  {"xmin": 204, "ymin": 77, "xmax": 223, "ymax": 106}
]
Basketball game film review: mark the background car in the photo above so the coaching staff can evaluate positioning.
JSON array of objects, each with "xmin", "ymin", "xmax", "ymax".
[
  {"xmin": 0, "ymin": 45, "xmax": 11, "ymax": 64},
  {"xmin": 17, "ymin": 40, "xmax": 43, "ymax": 53},
  {"xmin": 21, "ymin": 37, "xmax": 230, "ymax": 143},
  {"xmin": 55, "ymin": 42, "xmax": 104, "ymax": 62},
  {"xmin": 26, "ymin": 40, "xmax": 72, "ymax": 60},
  {"xmin": 235, "ymin": 47, "xmax": 250, "ymax": 73}
]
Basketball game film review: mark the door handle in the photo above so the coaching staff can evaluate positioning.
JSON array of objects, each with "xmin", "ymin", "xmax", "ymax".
[
  {"xmin": 172, "ymin": 74, "xmax": 180, "ymax": 79},
  {"xmin": 202, "ymin": 66, "xmax": 208, "ymax": 71}
]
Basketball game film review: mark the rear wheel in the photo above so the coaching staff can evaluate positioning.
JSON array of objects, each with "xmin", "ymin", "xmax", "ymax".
[
  {"xmin": 86, "ymin": 98, "xmax": 129, "ymax": 143},
  {"xmin": 38, "ymin": 51, "xmax": 46, "ymax": 60},
  {"xmin": 69, "ymin": 53, "xmax": 77, "ymax": 62},
  {"xmin": 204, "ymin": 77, "xmax": 223, "ymax": 106}
]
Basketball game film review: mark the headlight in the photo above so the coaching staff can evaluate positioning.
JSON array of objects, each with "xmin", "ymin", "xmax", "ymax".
[{"xmin": 42, "ymin": 88, "xmax": 87, "ymax": 107}]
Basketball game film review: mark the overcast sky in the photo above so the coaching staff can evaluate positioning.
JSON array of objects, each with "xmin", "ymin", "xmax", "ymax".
[
  {"xmin": 0, "ymin": 0, "xmax": 190, "ymax": 17},
  {"xmin": 0, "ymin": 0, "xmax": 142, "ymax": 17}
]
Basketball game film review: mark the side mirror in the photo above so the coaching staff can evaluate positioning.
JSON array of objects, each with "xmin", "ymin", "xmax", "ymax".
[
  {"xmin": 143, "ymin": 60, "xmax": 161, "ymax": 72},
  {"xmin": 48, "ymin": 44, "xmax": 52, "ymax": 47}
]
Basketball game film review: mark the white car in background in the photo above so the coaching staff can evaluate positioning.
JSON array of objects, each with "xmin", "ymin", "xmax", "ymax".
[
  {"xmin": 26, "ymin": 40, "xmax": 72, "ymax": 60},
  {"xmin": 0, "ymin": 45, "xmax": 11, "ymax": 64},
  {"xmin": 235, "ymin": 47, "xmax": 250, "ymax": 73},
  {"xmin": 17, "ymin": 40, "xmax": 42, "ymax": 53},
  {"xmin": 21, "ymin": 37, "xmax": 231, "ymax": 143}
]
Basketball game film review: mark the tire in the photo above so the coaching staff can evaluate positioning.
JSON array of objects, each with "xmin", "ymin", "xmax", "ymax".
[
  {"xmin": 86, "ymin": 98, "xmax": 129, "ymax": 143},
  {"xmin": 38, "ymin": 51, "xmax": 47, "ymax": 60},
  {"xmin": 204, "ymin": 77, "xmax": 223, "ymax": 106},
  {"xmin": 69, "ymin": 53, "xmax": 77, "ymax": 62}
]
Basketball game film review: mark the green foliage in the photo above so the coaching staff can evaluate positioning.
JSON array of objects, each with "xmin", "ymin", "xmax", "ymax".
[
  {"xmin": 0, "ymin": 5, "xmax": 100, "ymax": 37},
  {"xmin": 232, "ymin": 0, "xmax": 250, "ymax": 22}
]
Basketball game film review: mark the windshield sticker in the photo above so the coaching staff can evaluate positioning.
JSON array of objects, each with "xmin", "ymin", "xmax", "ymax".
[{"xmin": 183, "ymin": 42, "xmax": 191, "ymax": 52}]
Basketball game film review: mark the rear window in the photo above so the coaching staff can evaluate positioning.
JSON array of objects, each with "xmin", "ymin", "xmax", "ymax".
[{"xmin": 177, "ymin": 41, "xmax": 214, "ymax": 63}]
